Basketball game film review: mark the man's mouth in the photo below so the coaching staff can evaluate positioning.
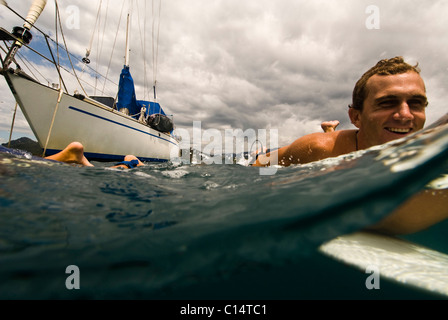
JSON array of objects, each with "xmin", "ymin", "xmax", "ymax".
[{"xmin": 386, "ymin": 127, "xmax": 411, "ymax": 134}]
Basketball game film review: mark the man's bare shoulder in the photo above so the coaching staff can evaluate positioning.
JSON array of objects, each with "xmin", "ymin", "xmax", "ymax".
[
  {"xmin": 282, "ymin": 130, "xmax": 357, "ymax": 165},
  {"xmin": 289, "ymin": 130, "xmax": 354, "ymax": 151},
  {"xmin": 254, "ymin": 129, "xmax": 358, "ymax": 167}
]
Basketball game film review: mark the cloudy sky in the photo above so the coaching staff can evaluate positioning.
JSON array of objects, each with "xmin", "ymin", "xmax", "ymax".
[{"xmin": 1, "ymin": 0, "xmax": 447, "ymax": 147}]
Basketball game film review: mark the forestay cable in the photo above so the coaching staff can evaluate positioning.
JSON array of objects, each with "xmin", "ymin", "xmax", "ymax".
[{"xmin": 152, "ymin": 0, "xmax": 161, "ymax": 101}]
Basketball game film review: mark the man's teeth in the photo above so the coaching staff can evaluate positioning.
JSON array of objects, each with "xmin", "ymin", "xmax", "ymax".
[{"xmin": 387, "ymin": 128, "xmax": 410, "ymax": 133}]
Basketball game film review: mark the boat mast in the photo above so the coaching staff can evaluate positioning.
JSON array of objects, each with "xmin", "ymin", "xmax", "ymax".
[
  {"xmin": 124, "ymin": 13, "xmax": 131, "ymax": 67},
  {"xmin": 2, "ymin": 0, "xmax": 47, "ymax": 69}
]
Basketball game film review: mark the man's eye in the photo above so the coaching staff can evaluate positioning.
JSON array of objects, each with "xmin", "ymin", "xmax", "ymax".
[
  {"xmin": 408, "ymin": 99, "xmax": 427, "ymax": 109},
  {"xmin": 378, "ymin": 100, "xmax": 396, "ymax": 107}
]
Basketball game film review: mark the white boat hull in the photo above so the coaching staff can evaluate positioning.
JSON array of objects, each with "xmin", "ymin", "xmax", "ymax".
[{"xmin": 4, "ymin": 71, "xmax": 180, "ymax": 162}]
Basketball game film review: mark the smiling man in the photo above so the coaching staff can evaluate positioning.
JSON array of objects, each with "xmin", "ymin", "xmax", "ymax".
[
  {"xmin": 349, "ymin": 57, "xmax": 427, "ymax": 149},
  {"xmin": 254, "ymin": 56, "xmax": 428, "ymax": 166},
  {"xmin": 254, "ymin": 57, "xmax": 448, "ymax": 235}
]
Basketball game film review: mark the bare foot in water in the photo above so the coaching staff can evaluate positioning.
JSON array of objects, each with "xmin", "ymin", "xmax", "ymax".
[
  {"xmin": 321, "ymin": 120, "xmax": 340, "ymax": 133},
  {"xmin": 45, "ymin": 141, "xmax": 94, "ymax": 166}
]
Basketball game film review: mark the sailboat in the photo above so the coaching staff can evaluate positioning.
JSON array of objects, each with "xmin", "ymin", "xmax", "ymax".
[{"xmin": 0, "ymin": 0, "xmax": 180, "ymax": 162}]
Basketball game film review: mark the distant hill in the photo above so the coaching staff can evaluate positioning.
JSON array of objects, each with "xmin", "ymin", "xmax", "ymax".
[{"xmin": 2, "ymin": 137, "xmax": 42, "ymax": 156}]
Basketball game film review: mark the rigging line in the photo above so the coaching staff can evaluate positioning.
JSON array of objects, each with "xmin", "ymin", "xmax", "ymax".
[
  {"xmin": 97, "ymin": 0, "xmax": 109, "ymax": 95},
  {"xmin": 43, "ymin": 85, "xmax": 63, "ymax": 157},
  {"xmin": 3, "ymin": 3, "xmax": 49, "ymax": 39},
  {"xmin": 43, "ymin": 1, "xmax": 65, "ymax": 157},
  {"xmin": 3, "ymin": 32, "xmax": 95, "ymax": 96},
  {"xmin": 144, "ymin": 0, "xmax": 148, "ymax": 100},
  {"xmin": 94, "ymin": 0, "xmax": 109, "ymax": 95},
  {"xmin": 134, "ymin": 0, "xmax": 148, "ymax": 100},
  {"xmin": 7, "ymin": 102, "xmax": 18, "ymax": 148},
  {"xmin": 1, "ymin": 37, "xmax": 46, "ymax": 64},
  {"xmin": 156, "ymin": 0, "xmax": 161, "ymax": 88},
  {"xmin": 150, "ymin": 0, "xmax": 155, "ymax": 100},
  {"xmin": 34, "ymin": 38, "xmax": 118, "ymax": 93},
  {"xmin": 152, "ymin": 0, "xmax": 161, "ymax": 100},
  {"xmin": 0, "ymin": 41, "xmax": 15, "ymax": 69},
  {"xmin": 44, "ymin": 34, "xmax": 68, "ymax": 93},
  {"xmin": 102, "ymin": 0, "xmax": 126, "ymax": 96},
  {"xmin": 90, "ymin": 0, "xmax": 103, "ymax": 51},
  {"xmin": 145, "ymin": 1, "xmax": 150, "ymax": 100},
  {"xmin": 54, "ymin": 0, "xmax": 61, "ymax": 86},
  {"xmin": 16, "ymin": 51, "xmax": 49, "ymax": 84},
  {"xmin": 75, "ymin": 70, "xmax": 114, "ymax": 94},
  {"xmin": 10, "ymin": 25, "xmax": 106, "ymax": 84},
  {"xmin": 87, "ymin": 1, "xmax": 102, "ymax": 61},
  {"xmin": 80, "ymin": 0, "xmax": 102, "ymax": 76},
  {"xmin": 17, "ymin": 3, "xmax": 115, "ymax": 97},
  {"xmin": 4, "ymin": 1, "xmax": 80, "ymax": 77},
  {"xmin": 2, "ymin": 36, "xmax": 83, "ymax": 84},
  {"xmin": 54, "ymin": 0, "xmax": 88, "ymax": 96},
  {"xmin": 151, "ymin": 0, "xmax": 155, "ymax": 91},
  {"xmin": 93, "ymin": 4, "xmax": 103, "ymax": 95},
  {"xmin": 152, "ymin": 0, "xmax": 155, "ymax": 88},
  {"xmin": 3, "ymin": 3, "xmax": 118, "ymax": 94}
]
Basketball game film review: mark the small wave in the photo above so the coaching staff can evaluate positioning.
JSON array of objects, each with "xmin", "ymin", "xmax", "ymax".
[
  {"xmin": 202, "ymin": 181, "xmax": 220, "ymax": 190},
  {"xmin": 133, "ymin": 171, "xmax": 156, "ymax": 179},
  {"xmin": 105, "ymin": 209, "xmax": 152, "ymax": 223},
  {"xmin": 162, "ymin": 169, "xmax": 189, "ymax": 179}
]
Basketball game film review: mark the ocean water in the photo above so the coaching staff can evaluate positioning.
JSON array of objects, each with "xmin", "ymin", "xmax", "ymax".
[{"xmin": 0, "ymin": 120, "xmax": 448, "ymax": 300}]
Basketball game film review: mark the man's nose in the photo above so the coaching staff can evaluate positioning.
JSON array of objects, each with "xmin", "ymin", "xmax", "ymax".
[{"xmin": 393, "ymin": 102, "xmax": 414, "ymax": 121}]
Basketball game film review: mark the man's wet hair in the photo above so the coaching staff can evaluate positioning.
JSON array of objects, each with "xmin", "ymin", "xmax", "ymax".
[{"xmin": 350, "ymin": 56, "xmax": 421, "ymax": 111}]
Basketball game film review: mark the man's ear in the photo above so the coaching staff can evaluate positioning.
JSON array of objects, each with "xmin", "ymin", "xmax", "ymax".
[{"xmin": 348, "ymin": 107, "xmax": 361, "ymax": 128}]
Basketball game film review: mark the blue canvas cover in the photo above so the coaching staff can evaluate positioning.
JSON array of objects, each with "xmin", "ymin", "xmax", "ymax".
[
  {"xmin": 116, "ymin": 65, "xmax": 167, "ymax": 118},
  {"xmin": 116, "ymin": 66, "xmax": 140, "ymax": 116},
  {"xmin": 137, "ymin": 101, "xmax": 166, "ymax": 117}
]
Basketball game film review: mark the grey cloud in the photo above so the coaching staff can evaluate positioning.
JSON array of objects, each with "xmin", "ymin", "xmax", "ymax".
[{"xmin": 1, "ymin": 0, "xmax": 447, "ymax": 145}]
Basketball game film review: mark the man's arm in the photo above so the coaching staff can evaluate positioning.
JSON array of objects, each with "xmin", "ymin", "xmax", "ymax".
[
  {"xmin": 367, "ymin": 189, "xmax": 448, "ymax": 235},
  {"xmin": 253, "ymin": 132, "xmax": 332, "ymax": 167}
]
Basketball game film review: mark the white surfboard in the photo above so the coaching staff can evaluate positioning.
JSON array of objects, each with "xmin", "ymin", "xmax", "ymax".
[{"xmin": 319, "ymin": 231, "xmax": 448, "ymax": 297}]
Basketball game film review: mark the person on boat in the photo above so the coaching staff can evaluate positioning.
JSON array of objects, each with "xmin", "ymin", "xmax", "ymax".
[
  {"xmin": 253, "ymin": 56, "xmax": 447, "ymax": 235},
  {"xmin": 44, "ymin": 142, "xmax": 144, "ymax": 169}
]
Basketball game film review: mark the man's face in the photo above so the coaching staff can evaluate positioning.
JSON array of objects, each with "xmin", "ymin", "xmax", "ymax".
[{"xmin": 351, "ymin": 71, "xmax": 427, "ymax": 148}]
